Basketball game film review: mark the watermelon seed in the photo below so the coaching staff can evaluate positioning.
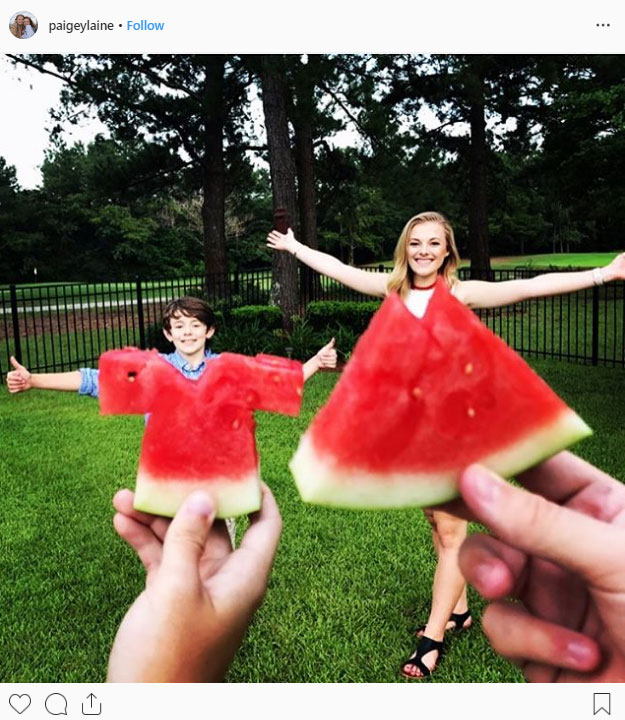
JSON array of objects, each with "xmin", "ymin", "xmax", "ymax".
[
  {"xmin": 272, "ymin": 374, "xmax": 282, "ymax": 383},
  {"xmin": 467, "ymin": 407, "xmax": 476, "ymax": 418},
  {"xmin": 412, "ymin": 387, "xmax": 422, "ymax": 399},
  {"xmin": 465, "ymin": 363, "xmax": 474, "ymax": 375},
  {"xmin": 127, "ymin": 372, "xmax": 137, "ymax": 382},
  {"xmin": 232, "ymin": 419, "xmax": 241, "ymax": 429}
]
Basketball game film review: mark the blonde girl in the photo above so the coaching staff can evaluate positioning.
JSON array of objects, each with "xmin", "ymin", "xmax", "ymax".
[{"xmin": 267, "ymin": 211, "xmax": 625, "ymax": 678}]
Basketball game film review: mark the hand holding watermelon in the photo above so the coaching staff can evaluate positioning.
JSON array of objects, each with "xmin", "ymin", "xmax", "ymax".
[
  {"xmin": 108, "ymin": 483, "xmax": 282, "ymax": 682},
  {"xmin": 457, "ymin": 453, "xmax": 625, "ymax": 682}
]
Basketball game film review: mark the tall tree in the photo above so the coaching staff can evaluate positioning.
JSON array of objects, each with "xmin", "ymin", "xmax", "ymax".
[
  {"xmin": 258, "ymin": 55, "xmax": 299, "ymax": 324},
  {"xmin": 381, "ymin": 55, "xmax": 547, "ymax": 275},
  {"xmin": 7, "ymin": 54, "xmax": 249, "ymax": 284}
]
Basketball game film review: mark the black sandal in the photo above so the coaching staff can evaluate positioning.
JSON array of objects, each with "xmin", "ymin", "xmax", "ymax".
[
  {"xmin": 415, "ymin": 609, "xmax": 472, "ymax": 636},
  {"xmin": 401, "ymin": 636, "xmax": 444, "ymax": 679}
]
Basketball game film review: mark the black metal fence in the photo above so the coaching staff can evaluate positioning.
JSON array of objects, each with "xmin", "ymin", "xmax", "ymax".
[{"xmin": 1, "ymin": 266, "xmax": 624, "ymax": 382}]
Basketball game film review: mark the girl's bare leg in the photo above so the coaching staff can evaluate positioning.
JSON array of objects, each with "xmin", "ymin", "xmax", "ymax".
[{"xmin": 404, "ymin": 510, "xmax": 469, "ymax": 677}]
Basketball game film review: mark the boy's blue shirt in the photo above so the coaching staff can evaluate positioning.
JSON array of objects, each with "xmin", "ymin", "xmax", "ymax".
[{"xmin": 78, "ymin": 348, "xmax": 221, "ymax": 398}]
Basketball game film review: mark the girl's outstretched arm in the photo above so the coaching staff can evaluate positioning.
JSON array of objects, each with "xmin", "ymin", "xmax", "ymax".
[
  {"xmin": 267, "ymin": 229, "xmax": 388, "ymax": 298},
  {"xmin": 456, "ymin": 252, "xmax": 625, "ymax": 309}
]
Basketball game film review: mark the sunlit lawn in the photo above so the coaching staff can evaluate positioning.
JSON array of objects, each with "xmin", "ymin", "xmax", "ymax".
[{"xmin": 1, "ymin": 360, "xmax": 624, "ymax": 682}]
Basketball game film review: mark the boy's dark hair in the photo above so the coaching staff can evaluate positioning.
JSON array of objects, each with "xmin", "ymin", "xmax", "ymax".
[{"xmin": 161, "ymin": 296, "xmax": 216, "ymax": 331}]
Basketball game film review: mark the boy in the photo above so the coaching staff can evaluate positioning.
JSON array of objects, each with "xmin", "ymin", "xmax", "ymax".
[
  {"xmin": 7, "ymin": 296, "xmax": 336, "ymax": 540},
  {"xmin": 6, "ymin": 296, "xmax": 337, "ymax": 395}
]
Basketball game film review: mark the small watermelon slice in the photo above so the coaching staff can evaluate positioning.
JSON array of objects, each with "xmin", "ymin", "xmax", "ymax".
[
  {"xmin": 290, "ymin": 279, "xmax": 591, "ymax": 509},
  {"xmin": 99, "ymin": 349, "xmax": 303, "ymax": 518}
]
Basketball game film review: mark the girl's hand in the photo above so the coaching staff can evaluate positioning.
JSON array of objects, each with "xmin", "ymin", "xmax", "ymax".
[
  {"xmin": 316, "ymin": 338, "xmax": 337, "ymax": 369},
  {"xmin": 605, "ymin": 251, "xmax": 625, "ymax": 282},
  {"xmin": 266, "ymin": 228, "xmax": 296, "ymax": 254},
  {"xmin": 6, "ymin": 356, "xmax": 32, "ymax": 393}
]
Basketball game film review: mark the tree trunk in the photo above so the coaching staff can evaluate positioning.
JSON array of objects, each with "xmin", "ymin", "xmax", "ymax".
[
  {"xmin": 292, "ymin": 55, "xmax": 321, "ymax": 305},
  {"xmin": 468, "ymin": 66, "xmax": 492, "ymax": 279},
  {"xmin": 260, "ymin": 56, "xmax": 299, "ymax": 327},
  {"xmin": 201, "ymin": 56, "xmax": 228, "ymax": 294},
  {"xmin": 294, "ymin": 117, "xmax": 320, "ymax": 305}
]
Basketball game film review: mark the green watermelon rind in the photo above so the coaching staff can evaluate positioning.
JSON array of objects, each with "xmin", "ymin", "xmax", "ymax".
[
  {"xmin": 134, "ymin": 470, "xmax": 262, "ymax": 519},
  {"xmin": 290, "ymin": 407, "xmax": 591, "ymax": 509}
]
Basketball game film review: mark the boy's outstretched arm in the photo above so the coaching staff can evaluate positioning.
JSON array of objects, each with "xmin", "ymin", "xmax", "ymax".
[
  {"xmin": 302, "ymin": 338, "xmax": 337, "ymax": 382},
  {"xmin": 6, "ymin": 356, "xmax": 81, "ymax": 394}
]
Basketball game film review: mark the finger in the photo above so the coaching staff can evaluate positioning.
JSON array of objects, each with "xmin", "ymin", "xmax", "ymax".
[
  {"xmin": 459, "ymin": 464, "xmax": 623, "ymax": 585},
  {"xmin": 326, "ymin": 337, "xmax": 336, "ymax": 349},
  {"xmin": 112, "ymin": 489, "xmax": 171, "ymax": 541},
  {"xmin": 10, "ymin": 355, "xmax": 26, "ymax": 371},
  {"xmin": 517, "ymin": 451, "xmax": 622, "ymax": 507},
  {"xmin": 160, "ymin": 491, "xmax": 216, "ymax": 583},
  {"xmin": 113, "ymin": 512, "xmax": 164, "ymax": 575},
  {"xmin": 197, "ymin": 520, "xmax": 236, "ymax": 580},
  {"xmin": 482, "ymin": 601, "xmax": 600, "ymax": 673},
  {"xmin": 234, "ymin": 483, "xmax": 282, "ymax": 577},
  {"xmin": 459, "ymin": 533, "xmax": 528, "ymax": 599}
]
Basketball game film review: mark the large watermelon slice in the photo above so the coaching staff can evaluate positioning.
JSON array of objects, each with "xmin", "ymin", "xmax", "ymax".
[
  {"xmin": 290, "ymin": 279, "xmax": 591, "ymax": 508},
  {"xmin": 99, "ymin": 349, "xmax": 303, "ymax": 518}
]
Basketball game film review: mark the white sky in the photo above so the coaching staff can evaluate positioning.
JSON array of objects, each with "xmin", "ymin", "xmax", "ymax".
[{"xmin": 0, "ymin": 56, "xmax": 108, "ymax": 188}]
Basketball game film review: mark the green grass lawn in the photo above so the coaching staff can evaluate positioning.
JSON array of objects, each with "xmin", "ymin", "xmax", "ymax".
[{"xmin": 1, "ymin": 359, "xmax": 624, "ymax": 682}]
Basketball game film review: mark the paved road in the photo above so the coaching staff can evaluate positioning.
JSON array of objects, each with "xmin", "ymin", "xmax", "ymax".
[{"xmin": 0, "ymin": 296, "xmax": 170, "ymax": 315}]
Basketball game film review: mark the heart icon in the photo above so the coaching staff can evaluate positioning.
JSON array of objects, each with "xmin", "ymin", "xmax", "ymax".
[{"xmin": 9, "ymin": 694, "xmax": 31, "ymax": 714}]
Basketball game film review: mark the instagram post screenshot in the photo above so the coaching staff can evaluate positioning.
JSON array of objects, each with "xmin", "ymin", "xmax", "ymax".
[{"xmin": 1, "ymin": 0, "xmax": 624, "ymax": 715}]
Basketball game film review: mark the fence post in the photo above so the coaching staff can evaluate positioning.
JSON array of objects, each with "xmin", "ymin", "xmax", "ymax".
[
  {"xmin": 591, "ymin": 285, "xmax": 599, "ymax": 366},
  {"xmin": 136, "ymin": 278, "xmax": 146, "ymax": 350},
  {"xmin": 10, "ymin": 284, "xmax": 22, "ymax": 363}
]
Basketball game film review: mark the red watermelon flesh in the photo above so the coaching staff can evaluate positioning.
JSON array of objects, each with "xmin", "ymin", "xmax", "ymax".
[
  {"xmin": 290, "ymin": 279, "xmax": 591, "ymax": 508},
  {"xmin": 99, "ymin": 349, "xmax": 303, "ymax": 518}
]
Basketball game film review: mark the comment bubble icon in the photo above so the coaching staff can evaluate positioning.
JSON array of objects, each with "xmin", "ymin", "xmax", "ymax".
[{"xmin": 45, "ymin": 693, "xmax": 68, "ymax": 716}]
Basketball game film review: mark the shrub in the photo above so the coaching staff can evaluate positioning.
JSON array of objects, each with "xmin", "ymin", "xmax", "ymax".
[
  {"xmin": 283, "ymin": 318, "xmax": 323, "ymax": 361},
  {"xmin": 306, "ymin": 301, "xmax": 381, "ymax": 333},
  {"xmin": 230, "ymin": 305, "xmax": 282, "ymax": 330},
  {"xmin": 145, "ymin": 322, "xmax": 174, "ymax": 353},
  {"xmin": 332, "ymin": 323, "xmax": 361, "ymax": 361},
  {"xmin": 212, "ymin": 319, "xmax": 276, "ymax": 356}
]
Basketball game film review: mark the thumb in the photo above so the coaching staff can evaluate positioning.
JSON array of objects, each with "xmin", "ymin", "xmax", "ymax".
[
  {"xmin": 160, "ymin": 491, "xmax": 216, "ymax": 582},
  {"xmin": 459, "ymin": 464, "xmax": 620, "ymax": 585},
  {"xmin": 10, "ymin": 356, "xmax": 25, "ymax": 372},
  {"xmin": 325, "ymin": 337, "xmax": 336, "ymax": 350}
]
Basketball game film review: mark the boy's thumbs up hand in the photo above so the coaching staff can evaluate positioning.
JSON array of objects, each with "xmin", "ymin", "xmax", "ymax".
[
  {"xmin": 6, "ymin": 356, "xmax": 32, "ymax": 393},
  {"xmin": 317, "ymin": 338, "xmax": 337, "ymax": 369}
]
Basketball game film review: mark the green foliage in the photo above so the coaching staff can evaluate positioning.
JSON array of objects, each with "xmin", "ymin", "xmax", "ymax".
[
  {"xmin": 5, "ymin": 54, "xmax": 625, "ymax": 286},
  {"xmin": 144, "ymin": 323, "xmax": 174, "ymax": 353},
  {"xmin": 282, "ymin": 318, "xmax": 322, "ymax": 361},
  {"xmin": 212, "ymin": 319, "xmax": 278, "ymax": 356},
  {"xmin": 229, "ymin": 305, "xmax": 282, "ymax": 329},
  {"xmin": 306, "ymin": 301, "xmax": 381, "ymax": 332},
  {"xmin": 332, "ymin": 323, "xmax": 361, "ymax": 361}
]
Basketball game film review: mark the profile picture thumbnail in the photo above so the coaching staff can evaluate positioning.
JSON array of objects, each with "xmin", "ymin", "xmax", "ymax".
[{"xmin": 9, "ymin": 11, "xmax": 38, "ymax": 39}]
